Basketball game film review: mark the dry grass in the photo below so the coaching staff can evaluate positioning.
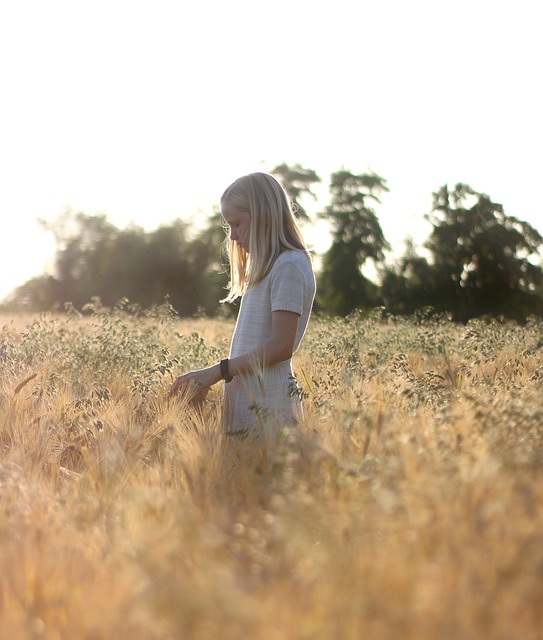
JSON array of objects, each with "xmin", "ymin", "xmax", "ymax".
[{"xmin": 1, "ymin": 306, "xmax": 543, "ymax": 639}]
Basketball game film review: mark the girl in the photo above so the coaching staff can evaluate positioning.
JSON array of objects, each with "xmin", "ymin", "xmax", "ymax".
[{"xmin": 171, "ymin": 172, "xmax": 316, "ymax": 435}]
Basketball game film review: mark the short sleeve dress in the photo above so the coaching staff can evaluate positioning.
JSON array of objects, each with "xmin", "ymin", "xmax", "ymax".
[{"xmin": 223, "ymin": 250, "xmax": 316, "ymax": 433}]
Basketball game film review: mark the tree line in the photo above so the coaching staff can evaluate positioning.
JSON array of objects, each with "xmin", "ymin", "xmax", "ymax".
[{"xmin": 3, "ymin": 163, "xmax": 543, "ymax": 322}]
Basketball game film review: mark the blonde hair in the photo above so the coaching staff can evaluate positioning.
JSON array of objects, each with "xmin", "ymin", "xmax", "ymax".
[{"xmin": 221, "ymin": 172, "xmax": 309, "ymax": 302}]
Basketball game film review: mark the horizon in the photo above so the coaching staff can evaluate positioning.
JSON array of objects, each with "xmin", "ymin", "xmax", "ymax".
[{"xmin": 1, "ymin": 0, "xmax": 541, "ymax": 300}]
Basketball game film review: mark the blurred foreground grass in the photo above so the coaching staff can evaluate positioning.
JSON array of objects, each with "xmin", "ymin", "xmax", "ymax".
[{"xmin": 1, "ymin": 303, "xmax": 543, "ymax": 639}]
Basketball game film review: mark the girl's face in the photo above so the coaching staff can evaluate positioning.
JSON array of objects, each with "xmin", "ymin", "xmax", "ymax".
[{"xmin": 222, "ymin": 204, "xmax": 252, "ymax": 252}]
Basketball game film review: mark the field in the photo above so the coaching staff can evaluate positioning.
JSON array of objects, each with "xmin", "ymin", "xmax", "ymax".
[{"xmin": 1, "ymin": 303, "xmax": 543, "ymax": 639}]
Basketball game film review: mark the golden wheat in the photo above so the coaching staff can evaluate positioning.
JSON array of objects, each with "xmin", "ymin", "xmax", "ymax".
[{"xmin": 1, "ymin": 308, "xmax": 542, "ymax": 639}]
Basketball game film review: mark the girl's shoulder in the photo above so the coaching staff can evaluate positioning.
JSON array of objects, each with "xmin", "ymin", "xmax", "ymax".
[
  {"xmin": 270, "ymin": 250, "xmax": 315, "ymax": 283},
  {"xmin": 274, "ymin": 249, "xmax": 312, "ymax": 269}
]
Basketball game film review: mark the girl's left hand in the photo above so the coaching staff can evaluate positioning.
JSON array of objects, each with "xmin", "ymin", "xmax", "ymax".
[
  {"xmin": 170, "ymin": 375, "xmax": 209, "ymax": 402},
  {"xmin": 170, "ymin": 364, "xmax": 221, "ymax": 398}
]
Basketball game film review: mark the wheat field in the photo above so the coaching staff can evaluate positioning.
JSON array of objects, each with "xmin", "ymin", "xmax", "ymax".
[{"xmin": 1, "ymin": 302, "xmax": 542, "ymax": 639}]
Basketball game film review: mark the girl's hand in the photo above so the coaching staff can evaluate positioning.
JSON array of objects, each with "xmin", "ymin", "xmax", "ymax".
[
  {"xmin": 170, "ymin": 364, "xmax": 222, "ymax": 398},
  {"xmin": 170, "ymin": 374, "xmax": 209, "ymax": 402}
]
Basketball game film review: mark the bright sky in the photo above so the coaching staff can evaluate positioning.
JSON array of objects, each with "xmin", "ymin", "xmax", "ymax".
[{"xmin": 1, "ymin": 0, "xmax": 541, "ymax": 301}]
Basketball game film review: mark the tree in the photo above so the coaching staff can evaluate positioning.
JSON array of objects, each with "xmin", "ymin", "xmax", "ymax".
[
  {"xmin": 270, "ymin": 163, "xmax": 321, "ymax": 220},
  {"xmin": 424, "ymin": 183, "xmax": 543, "ymax": 321},
  {"xmin": 41, "ymin": 211, "xmax": 134, "ymax": 309},
  {"xmin": 380, "ymin": 238, "xmax": 439, "ymax": 315},
  {"xmin": 318, "ymin": 169, "xmax": 390, "ymax": 315},
  {"xmin": 5, "ymin": 210, "xmax": 228, "ymax": 315}
]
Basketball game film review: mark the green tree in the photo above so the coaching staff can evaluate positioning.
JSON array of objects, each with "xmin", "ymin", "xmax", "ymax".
[
  {"xmin": 318, "ymin": 169, "xmax": 390, "ymax": 315},
  {"xmin": 42, "ymin": 211, "xmax": 135, "ymax": 309},
  {"xmin": 4, "ymin": 210, "xmax": 228, "ymax": 315},
  {"xmin": 270, "ymin": 162, "xmax": 321, "ymax": 220},
  {"xmin": 424, "ymin": 183, "xmax": 543, "ymax": 321},
  {"xmin": 380, "ymin": 238, "xmax": 439, "ymax": 315}
]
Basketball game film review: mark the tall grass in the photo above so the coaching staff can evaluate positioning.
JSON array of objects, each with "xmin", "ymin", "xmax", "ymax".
[{"xmin": 1, "ymin": 303, "xmax": 542, "ymax": 639}]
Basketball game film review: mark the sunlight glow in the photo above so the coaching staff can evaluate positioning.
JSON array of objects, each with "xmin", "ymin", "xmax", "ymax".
[{"xmin": 0, "ymin": 0, "xmax": 541, "ymax": 299}]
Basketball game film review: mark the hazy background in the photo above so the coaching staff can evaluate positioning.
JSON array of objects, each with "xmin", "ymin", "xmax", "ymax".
[{"xmin": 1, "ymin": 0, "xmax": 541, "ymax": 300}]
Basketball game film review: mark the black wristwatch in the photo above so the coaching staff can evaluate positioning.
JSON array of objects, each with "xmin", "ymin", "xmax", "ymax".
[{"xmin": 220, "ymin": 358, "xmax": 233, "ymax": 383}]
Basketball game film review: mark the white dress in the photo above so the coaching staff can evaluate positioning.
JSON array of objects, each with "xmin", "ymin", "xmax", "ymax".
[{"xmin": 223, "ymin": 250, "xmax": 316, "ymax": 433}]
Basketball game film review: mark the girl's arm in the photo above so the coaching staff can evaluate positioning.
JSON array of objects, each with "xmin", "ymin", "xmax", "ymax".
[
  {"xmin": 170, "ymin": 310, "xmax": 299, "ymax": 395},
  {"xmin": 230, "ymin": 309, "xmax": 299, "ymax": 375}
]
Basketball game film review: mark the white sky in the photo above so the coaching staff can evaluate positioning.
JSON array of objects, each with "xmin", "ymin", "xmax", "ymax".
[{"xmin": 1, "ymin": 0, "xmax": 542, "ymax": 301}]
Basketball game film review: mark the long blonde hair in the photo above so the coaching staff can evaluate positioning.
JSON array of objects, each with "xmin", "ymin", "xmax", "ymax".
[{"xmin": 221, "ymin": 172, "xmax": 309, "ymax": 302}]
